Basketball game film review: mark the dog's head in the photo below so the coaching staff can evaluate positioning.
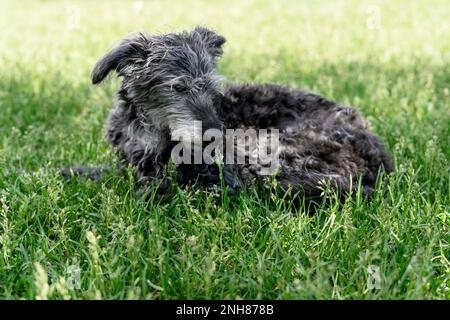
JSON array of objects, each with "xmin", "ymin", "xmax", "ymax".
[{"xmin": 92, "ymin": 26, "xmax": 226, "ymax": 141}]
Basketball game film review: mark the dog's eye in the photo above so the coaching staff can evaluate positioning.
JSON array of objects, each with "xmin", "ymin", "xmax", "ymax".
[{"xmin": 173, "ymin": 84, "xmax": 187, "ymax": 93}]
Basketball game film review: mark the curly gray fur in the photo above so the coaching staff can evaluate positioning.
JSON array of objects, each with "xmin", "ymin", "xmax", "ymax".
[{"xmin": 91, "ymin": 26, "xmax": 392, "ymax": 198}]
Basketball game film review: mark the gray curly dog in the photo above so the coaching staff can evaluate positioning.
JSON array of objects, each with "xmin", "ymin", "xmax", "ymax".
[{"xmin": 67, "ymin": 26, "xmax": 392, "ymax": 203}]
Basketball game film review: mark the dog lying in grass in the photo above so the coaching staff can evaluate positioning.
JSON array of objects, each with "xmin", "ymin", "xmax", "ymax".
[{"xmin": 77, "ymin": 26, "xmax": 392, "ymax": 200}]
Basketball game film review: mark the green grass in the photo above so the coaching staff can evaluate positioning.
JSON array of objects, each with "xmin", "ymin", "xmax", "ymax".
[{"xmin": 0, "ymin": 0, "xmax": 449, "ymax": 299}]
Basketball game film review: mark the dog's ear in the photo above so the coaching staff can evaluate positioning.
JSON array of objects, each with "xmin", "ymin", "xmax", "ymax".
[
  {"xmin": 92, "ymin": 33, "xmax": 149, "ymax": 84},
  {"xmin": 194, "ymin": 26, "xmax": 226, "ymax": 59}
]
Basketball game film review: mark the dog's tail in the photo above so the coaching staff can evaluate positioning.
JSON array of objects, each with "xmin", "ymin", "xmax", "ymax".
[{"xmin": 60, "ymin": 166, "xmax": 108, "ymax": 181}]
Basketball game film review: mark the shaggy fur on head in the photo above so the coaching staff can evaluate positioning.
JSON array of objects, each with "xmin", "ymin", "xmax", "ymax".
[{"xmin": 90, "ymin": 26, "xmax": 392, "ymax": 199}]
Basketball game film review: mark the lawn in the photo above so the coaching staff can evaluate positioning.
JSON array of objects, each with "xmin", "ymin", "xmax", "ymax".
[{"xmin": 0, "ymin": 0, "xmax": 449, "ymax": 299}]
